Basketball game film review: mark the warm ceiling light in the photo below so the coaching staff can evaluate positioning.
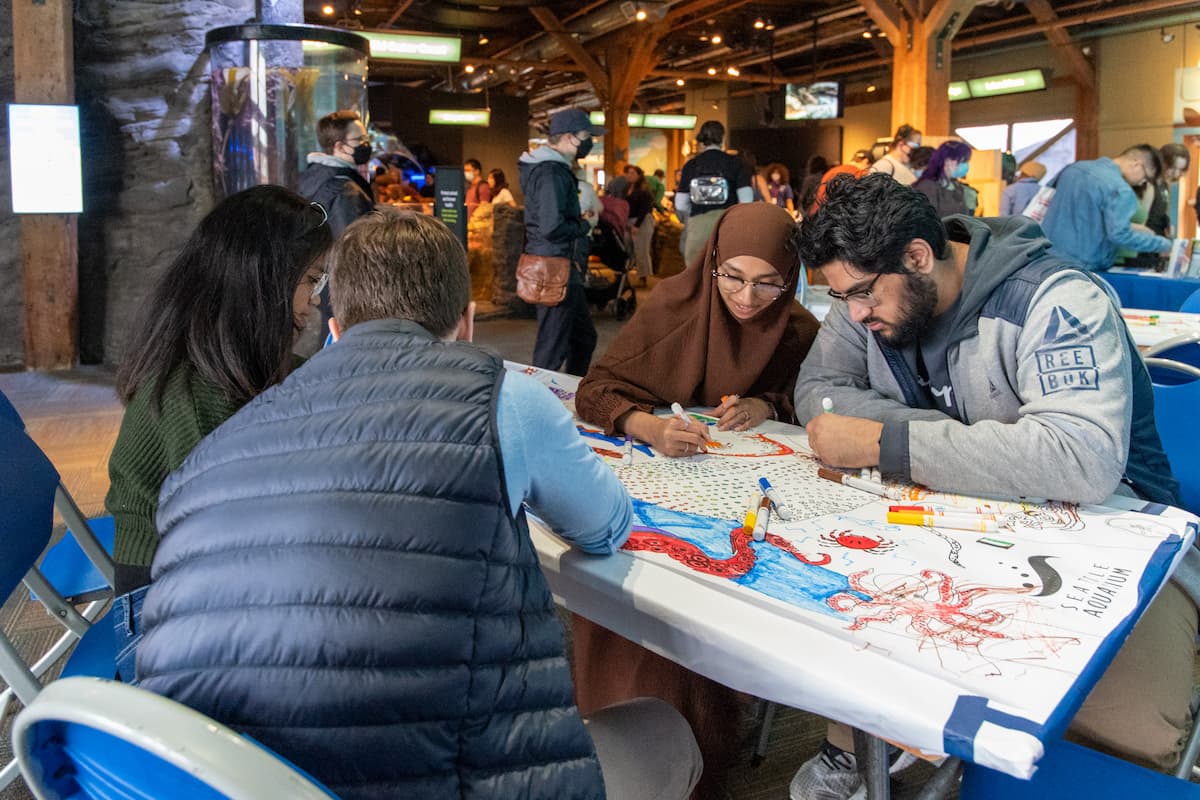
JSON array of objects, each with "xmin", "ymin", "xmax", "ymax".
[
  {"xmin": 1161, "ymin": 27, "xmax": 1176, "ymax": 43},
  {"xmin": 707, "ymin": 67, "xmax": 717, "ymax": 75},
  {"xmin": 699, "ymin": 34, "xmax": 709, "ymax": 41},
  {"xmin": 353, "ymin": 6, "xmax": 362, "ymax": 14},
  {"xmin": 321, "ymin": 3, "xmax": 334, "ymax": 15},
  {"xmin": 765, "ymin": 21, "xmax": 775, "ymax": 31},
  {"xmin": 726, "ymin": 66, "xmax": 739, "ymax": 76},
  {"xmin": 862, "ymin": 30, "xmax": 872, "ymax": 38},
  {"xmin": 478, "ymin": 34, "xmax": 489, "ymax": 45},
  {"xmin": 464, "ymin": 64, "xmax": 476, "ymax": 73},
  {"xmin": 866, "ymin": 83, "xmax": 877, "ymax": 92},
  {"xmin": 711, "ymin": 34, "xmax": 723, "ymax": 44},
  {"xmin": 676, "ymin": 78, "xmax": 686, "ymax": 86},
  {"xmin": 754, "ymin": 18, "xmax": 765, "ymax": 29},
  {"xmin": 636, "ymin": 8, "xmax": 647, "ymax": 21}
]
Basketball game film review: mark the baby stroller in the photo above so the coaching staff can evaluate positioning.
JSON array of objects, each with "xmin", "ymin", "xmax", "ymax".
[{"xmin": 585, "ymin": 217, "xmax": 637, "ymax": 320}]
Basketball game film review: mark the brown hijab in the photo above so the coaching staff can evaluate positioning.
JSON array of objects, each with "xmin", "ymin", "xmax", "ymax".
[{"xmin": 576, "ymin": 203, "xmax": 820, "ymax": 432}]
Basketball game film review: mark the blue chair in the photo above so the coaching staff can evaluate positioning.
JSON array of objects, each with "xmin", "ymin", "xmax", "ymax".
[
  {"xmin": 14, "ymin": 676, "xmax": 340, "ymax": 799},
  {"xmin": 961, "ymin": 737, "xmax": 1200, "ymax": 799},
  {"xmin": 0, "ymin": 393, "xmax": 118, "ymax": 790},
  {"xmin": 1180, "ymin": 287, "xmax": 1200, "ymax": 314},
  {"xmin": 1150, "ymin": 362, "xmax": 1200, "ymax": 515},
  {"xmin": 1145, "ymin": 333, "xmax": 1200, "ymax": 386}
]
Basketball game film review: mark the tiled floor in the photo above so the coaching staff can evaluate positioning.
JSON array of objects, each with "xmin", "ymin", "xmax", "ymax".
[{"xmin": 0, "ymin": 312, "xmax": 951, "ymax": 800}]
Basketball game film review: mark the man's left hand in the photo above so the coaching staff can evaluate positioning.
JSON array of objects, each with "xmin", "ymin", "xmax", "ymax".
[{"xmin": 806, "ymin": 413, "xmax": 883, "ymax": 468}]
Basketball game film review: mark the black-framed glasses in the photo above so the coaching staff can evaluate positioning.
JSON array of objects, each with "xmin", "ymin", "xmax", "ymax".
[
  {"xmin": 711, "ymin": 270, "xmax": 787, "ymax": 300},
  {"xmin": 827, "ymin": 271, "xmax": 882, "ymax": 306}
]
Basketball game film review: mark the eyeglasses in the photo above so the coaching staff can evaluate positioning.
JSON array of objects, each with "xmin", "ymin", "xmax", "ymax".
[
  {"xmin": 711, "ymin": 270, "xmax": 787, "ymax": 300},
  {"xmin": 310, "ymin": 272, "xmax": 329, "ymax": 300},
  {"xmin": 827, "ymin": 271, "xmax": 882, "ymax": 306},
  {"xmin": 309, "ymin": 201, "xmax": 328, "ymax": 227}
]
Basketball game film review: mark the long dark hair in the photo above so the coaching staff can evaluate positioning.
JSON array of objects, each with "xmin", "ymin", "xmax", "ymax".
[
  {"xmin": 488, "ymin": 168, "xmax": 508, "ymax": 191},
  {"xmin": 116, "ymin": 185, "xmax": 333, "ymax": 408}
]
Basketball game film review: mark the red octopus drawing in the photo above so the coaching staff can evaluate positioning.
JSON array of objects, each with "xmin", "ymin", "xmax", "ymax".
[
  {"xmin": 827, "ymin": 569, "xmax": 1032, "ymax": 650},
  {"xmin": 623, "ymin": 525, "xmax": 830, "ymax": 578},
  {"xmin": 819, "ymin": 529, "xmax": 896, "ymax": 554}
]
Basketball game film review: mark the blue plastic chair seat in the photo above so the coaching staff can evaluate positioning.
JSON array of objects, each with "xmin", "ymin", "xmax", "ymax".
[
  {"xmin": 961, "ymin": 738, "xmax": 1200, "ymax": 799},
  {"xmin": 36, "ymin": 516, "xmax": 116, "ymax": 601}
]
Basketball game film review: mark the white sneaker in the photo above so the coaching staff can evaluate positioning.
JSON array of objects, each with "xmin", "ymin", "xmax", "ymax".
[{"xmin": 789, "ymin": 740, "xmax": 919, "ymax": 800}]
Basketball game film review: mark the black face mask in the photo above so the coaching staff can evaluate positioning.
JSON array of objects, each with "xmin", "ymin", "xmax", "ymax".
[
  {"xmin": 574, "ymin": 136, "xmax": 594, "ymax": 159},
  {"xmin": 351, "ymin": 143, "xmax": 372, "ymax": 165}
]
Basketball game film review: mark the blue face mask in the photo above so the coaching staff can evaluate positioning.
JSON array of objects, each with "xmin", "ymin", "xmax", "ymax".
[{"xmin": 952, "ymin": 162, "xmax": 969, "ymax": 179}]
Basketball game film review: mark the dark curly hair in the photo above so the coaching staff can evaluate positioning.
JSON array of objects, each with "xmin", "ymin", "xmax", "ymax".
[{"xmin": 794, "ymin": 173, "xmax": 947, "ymax": 275}]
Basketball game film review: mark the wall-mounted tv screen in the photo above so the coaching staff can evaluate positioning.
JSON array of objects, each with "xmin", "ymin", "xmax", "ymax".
[{"xmin": 784, "ymin": 82, "xmax": 842, "ymax": 120}]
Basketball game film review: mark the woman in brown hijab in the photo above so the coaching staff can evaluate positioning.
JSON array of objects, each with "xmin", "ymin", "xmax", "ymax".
[{"xmin": 573, "ymin": 202, "xmax": 820, "ymax": 797}]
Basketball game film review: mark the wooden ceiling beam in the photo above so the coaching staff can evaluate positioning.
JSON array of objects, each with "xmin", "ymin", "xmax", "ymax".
[
  {"xmin": 383, "ymin": 0, "xmax": 414, "ymax": 29},
  {"xmin": 1024, "ymin": 0, "xmax": 1096, "ymax": 89},
  {"xmin": 528, "ymin": 6, "xmax": 611, "ymax": 100},
  {"xmin": 857, "ymin": 0, "xmax": 902, "ymax": 42}
]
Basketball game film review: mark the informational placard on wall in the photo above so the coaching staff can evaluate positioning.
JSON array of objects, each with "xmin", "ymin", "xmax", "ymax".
[
  {"xmin": 8, "ymin": 104, "xmax": 83, "ymax": 214},
  {"xmin": 434, "ymin": 165, "xmax": 466, "ymax": 247}
]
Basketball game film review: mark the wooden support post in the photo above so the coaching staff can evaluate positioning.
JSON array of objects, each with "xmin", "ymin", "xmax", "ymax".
[
  {"xmin": 12, "ymin": 0, "xmax": 78, "ymax": 369},
  {"xmin": 1025, "ymin": 0, "xmax": 1097, "ymax": 160},
  {"xmin": 860, "ymin": 0, "xmax": 975, "ymax": 137},
  {"xmin": 602, "ymin": 20, "xmax": 669, "ymax": 176}
]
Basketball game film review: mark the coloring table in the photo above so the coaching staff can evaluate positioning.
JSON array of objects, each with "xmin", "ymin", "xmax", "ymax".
[
  {"xmin": 1121, "ymin": 308, "xmax": 1200, "ymax": 350},
  {"xmin": 1102, "ymin": 269, "xmax": 1200, "ymax": 312},
  {"xmin": 510, "ymin": 363, "xmax": 1198, "ymax": 786}
]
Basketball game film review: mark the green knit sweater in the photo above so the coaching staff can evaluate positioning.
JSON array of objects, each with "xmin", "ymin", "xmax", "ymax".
[{"xmin": 106, "ymin": 364, "xmax": 242, "ymax": 594}]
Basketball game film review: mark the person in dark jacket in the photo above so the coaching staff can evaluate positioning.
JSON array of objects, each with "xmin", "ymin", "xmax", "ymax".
[
  {"xmin": 519, "ymin": 108, "xmax": 604, "ymax": 375},
  {"xmin": 913, "ymin": 140, "xmax": 974, "ymax": 218},
  {"xmin": 297, "ymin": 109, "xmax": 376, "ymax": 332},
  {"xmin": 135, "ymin": 209, "xmax": 702, "ymax": 800}
]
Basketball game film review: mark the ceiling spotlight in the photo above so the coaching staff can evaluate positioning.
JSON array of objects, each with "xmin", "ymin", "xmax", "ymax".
[
  {"xmin": 321, "ymin": 3, "xmax": 334, "ymax": 15},
  {"xmin": 353, "ymin": 6, "xmax": 362, "ymax": 15},
  {"xmin": 754, "ymin": 18, "xmax": 765, "ymax": 30},
  {"xmin": 676, "ymin": 78, "xmax": 686, "ymax": 86},
  {"xmin": 636, "ymin": 8, "xmax": 648, "ymax": 21},
  {"xmin": 764, "ymin": 20, "xmax": 775, "ymax": 31},
  {"xmin": 707, "ymin": 67, "xmax": 717, "ymax": 75},
  {"xmin": 1081, "ymin": 44, "xmax": 1092, "ymax": 56},
  {"xmin": 726, "ymin": 66, "xmax": 739, "ymax": 76},
  {"xmin": 478, "ymin": 33, "xmax": 489, "ymax": 45},
  {"xmin": 711, "ymin": 34, "xmax": 723, "ymax": 45},
  {"xmin": 699, "ymin": 34, "xmax": 709, "ymax": 41},
  {"xmin": 464, "ymin": 64, "xmax": 476, "ymax": 73},
  {"xmin": 1161, "ymin": 27, "xmax": 1175, "ymax": 43},
  {"xmin": 711, "ymin": 101, "xmax": 719, "ymax": 110},
  {"xmin": 866, "ymin": 84, "xmax": 877, "ymax": 92},
  {"xmin": 877, "ymin": 30, "xmax": 886, "ymax": 38},
  {"xmin": 862, "ymin": 30, "xmax": 872, "ymax": 39}
]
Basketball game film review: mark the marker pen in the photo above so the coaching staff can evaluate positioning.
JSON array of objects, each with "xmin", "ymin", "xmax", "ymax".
[
  {"xmin": 742, "ymin": 492, "xmax": 759, "ymax": 532},
  {"xmin": 889, "ymin": 504, "xmax": 998, "ymax": 521},
  {"xmin": 821, "ymin": 397, "xmax": 834, "ymax": 414},
  {"xmin": 758, "ymin": 477, "xmax": 792, "ymax": 520},
  {"xmin": 887, "ymin": 511, "xmax": 998, "ymax": 532},
  {"xmin": 622, "ymin": 434, "xmax": 634, "ymax": 467},
  {"xmin": 670, "ymin": 402, "xmax": 690, "ymax": 426},
  {"xmin": 752, "ymin": 495, "xmax": 771, "ymax": 541}
]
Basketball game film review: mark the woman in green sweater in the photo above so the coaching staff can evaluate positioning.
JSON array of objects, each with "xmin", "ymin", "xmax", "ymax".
[{"xmin": 106, "ymin": 184, "xmax": 333, "ymax": 679}]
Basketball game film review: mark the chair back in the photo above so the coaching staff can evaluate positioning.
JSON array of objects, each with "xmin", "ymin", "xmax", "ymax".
[
  {"xmin": 961, "ymin": 737, "xmax": 1200, "ymax": 799},
  {"xmin": 0, "ymin": 389, "xmax": 118, "ymax": 790},
  {"xmin": 1151, "ymin": 364, "xmax": 1200, "ymax": 515},
  {"xmin": 14, "ymin": 677, "xmax": 341, "ymax": 800},
  {"xmin": 1180, "ymin": 286, "xmax": 1200, "ymax": 314}
]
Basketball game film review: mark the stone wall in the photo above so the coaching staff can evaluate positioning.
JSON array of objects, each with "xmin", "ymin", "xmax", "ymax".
[
  {"xmin": 73, "ymin": 0, "xmax": 259, "ymax": 366},
  {"xmin": 0, "ymin": 0, "xmax": 20, "ymax": 367}
]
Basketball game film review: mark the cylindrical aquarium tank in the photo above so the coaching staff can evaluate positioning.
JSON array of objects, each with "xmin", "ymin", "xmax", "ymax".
[{"xmin": 205, "ymin": 24, "xmax": 370, "ymax": 199}]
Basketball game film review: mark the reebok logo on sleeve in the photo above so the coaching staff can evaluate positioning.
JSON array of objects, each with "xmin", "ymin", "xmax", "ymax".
[{"xmin": 1035, "ymin": 306, "xmax": 1098, "ymax": 395}]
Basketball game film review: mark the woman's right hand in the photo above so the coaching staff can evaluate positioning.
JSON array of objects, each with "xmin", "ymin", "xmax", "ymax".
[{"xmin": 621, "ymin": 411, "xmax": 711, "ymax": 458}]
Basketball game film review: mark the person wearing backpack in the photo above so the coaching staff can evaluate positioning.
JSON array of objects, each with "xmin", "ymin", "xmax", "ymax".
[{"xmin": 673, "ymin": 121, "xmax": 753, "ymax": 268}]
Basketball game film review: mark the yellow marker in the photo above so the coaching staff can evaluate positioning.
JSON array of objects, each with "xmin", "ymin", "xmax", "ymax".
[
  {"xmin": 887, "ymin": 511, "xmax": 998, "ymax": 533},
  {"xmin": 742, "ymin": 492, "xmax": 758, "ymax": 531}
]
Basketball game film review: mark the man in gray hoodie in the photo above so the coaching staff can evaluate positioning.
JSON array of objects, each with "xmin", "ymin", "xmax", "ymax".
[{"xmin": 788, "ymin": 173, "xmax": 1197, "ymax": 800}]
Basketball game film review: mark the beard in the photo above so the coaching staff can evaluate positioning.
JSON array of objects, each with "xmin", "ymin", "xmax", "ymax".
[{"xmin": 868, "ymin": 271, "xmax": 939, "ymax": 349}]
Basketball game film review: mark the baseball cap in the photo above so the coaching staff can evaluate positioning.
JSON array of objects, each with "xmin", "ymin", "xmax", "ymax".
[
  {"xmin": 1019, "ymin": 161, "xmax": 1047, "ymax": 181},
  {"xmin": 549, "ymin": 108, "xmax": 606, "ymax": 137}
]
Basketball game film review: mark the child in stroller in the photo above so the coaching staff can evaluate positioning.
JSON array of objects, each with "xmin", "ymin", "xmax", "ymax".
[{"xmin": 585, "ymin": 215, "xmax": 637, "ymax": 320}]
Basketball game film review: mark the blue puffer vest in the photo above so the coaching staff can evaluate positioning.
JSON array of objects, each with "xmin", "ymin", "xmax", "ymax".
[{"xmin": 136, "ymin": 319, "xmax": 605, "ymax": 800}]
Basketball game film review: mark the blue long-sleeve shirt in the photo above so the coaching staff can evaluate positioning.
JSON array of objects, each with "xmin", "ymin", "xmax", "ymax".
[
  {"xmin": 1000, "ymin": 177, "xmax": 1041, "ymax": 216},
  {"xmin": 1041, "ymin": 157, "xmax": 1171, "ymax": 271},
  {"xmin": 497, "ymin": 370, "xmax": 633, "ymax": 554}
]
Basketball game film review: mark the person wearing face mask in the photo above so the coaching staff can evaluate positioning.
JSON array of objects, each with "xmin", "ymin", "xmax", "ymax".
[
  {"xmin": 463, "ymin": 158, "xmax": 492, "ymax": 216},
  {"xmin": 868, "ymin": 124, "xmax": 922, "ymax": 186},
  {"xmin": 298, "ymin": 110, "xmax": 377, "ymax": 333},
  {"xmin": 518, "ymin": 108, "xmax": 606, "ymax": 375},
  {"xmin": 766, "ymin": 162, "xmax": 796, "ymax": 214},
  {"xmin": 913, "ymin": 140, "xmax": 974, "ymax": 219},
  {"xmin": 1041, "ymin": 144, "xmax": 1173, "ymax": 272}
]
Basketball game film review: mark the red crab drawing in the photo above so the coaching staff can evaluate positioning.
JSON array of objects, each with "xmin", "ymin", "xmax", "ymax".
[{"xmin": 820, "ymin": 529, "xmax": 896, "ymax": 554}]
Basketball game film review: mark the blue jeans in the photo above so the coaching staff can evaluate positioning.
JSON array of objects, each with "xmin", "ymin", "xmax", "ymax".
[{"xmin": 113, "ymin": 585, "xmax": 148, "ymax": 682}]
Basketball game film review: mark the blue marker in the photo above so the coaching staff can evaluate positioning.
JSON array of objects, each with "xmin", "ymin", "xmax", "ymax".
[
  {"xmin": 758, "ymin": 477, "xmax": 792, "ymax": 521},
  {"xmin": 622, "ymin": 434, "xmax": 634, "ymax": 466}
]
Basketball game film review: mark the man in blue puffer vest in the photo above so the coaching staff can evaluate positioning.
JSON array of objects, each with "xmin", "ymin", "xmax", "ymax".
[{"xmin": 136, "ymin": 209, "xmax": 702, "ymax": 800}]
